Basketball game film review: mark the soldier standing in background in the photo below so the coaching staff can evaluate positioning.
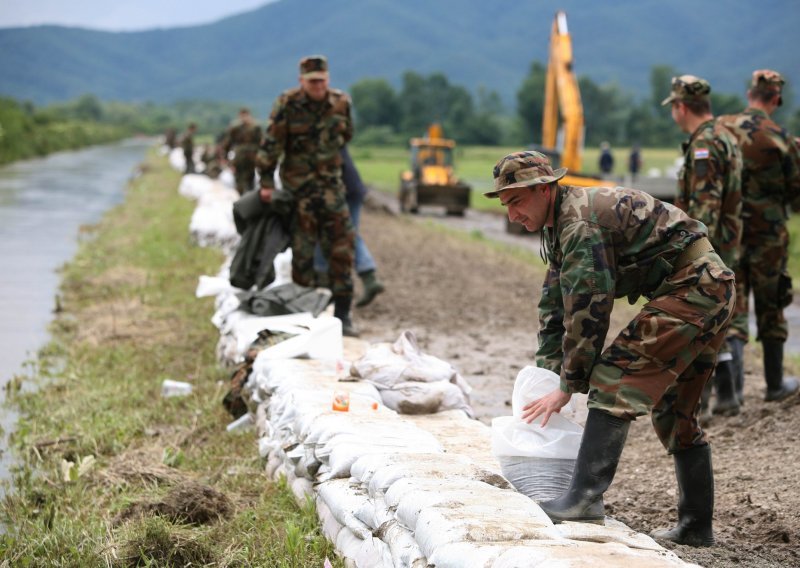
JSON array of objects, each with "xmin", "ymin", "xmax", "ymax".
[
  {"xmin": 181, "ymin": 123, "xmax": 197, "ymax": 174},
  {"xmin": 719, "ymin": 70, "xmax": 800, "ymax": 403},
  {"xmin": 487, "ymin": 151, "xmax": 735, "ymax": 547},
  {"xmin": 256, "ymin": 55, "xmax": 358, "ymax": 336},
  {"xmin": 664, "ymin": 75, "xmax": 743, "ymax": 419},
  {"xmin": 223, "ymin": 108, "xmax": 263, "ymax": 195}
]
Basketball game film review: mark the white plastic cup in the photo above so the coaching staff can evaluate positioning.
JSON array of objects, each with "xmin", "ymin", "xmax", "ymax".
[{"xmin": 161, "ymin": 379, "xmax": 193, "ymax": 397}]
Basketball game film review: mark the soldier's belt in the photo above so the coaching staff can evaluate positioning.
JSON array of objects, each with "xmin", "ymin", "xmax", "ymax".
[{"xmin": 675, "ymin": 236, "xmax": 714, "ymax": 269}]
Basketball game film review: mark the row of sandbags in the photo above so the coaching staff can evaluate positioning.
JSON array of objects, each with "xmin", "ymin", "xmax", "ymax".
[{"xmin": 174, "ymin": 166, "xmax": 696, "ymax": 567}]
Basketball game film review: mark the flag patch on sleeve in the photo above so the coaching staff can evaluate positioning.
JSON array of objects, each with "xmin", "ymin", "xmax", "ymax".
[{"xmin": 694, "ymin": 148, "xmax": 710, "ymax": 159}]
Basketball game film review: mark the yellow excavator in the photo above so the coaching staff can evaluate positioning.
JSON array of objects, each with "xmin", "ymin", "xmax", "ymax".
[
  {"xmin": 399, "ymin": 123, "xmax": 471, "ymax": 216},
  {"xmin": 508, "ymin": 10, "xmax": 613, "ymax": 233}
]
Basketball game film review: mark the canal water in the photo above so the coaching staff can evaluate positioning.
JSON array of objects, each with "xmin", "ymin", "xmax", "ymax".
[{"xmin": 0, "ymin": 138, "xmax": 152, "ymax": 484}]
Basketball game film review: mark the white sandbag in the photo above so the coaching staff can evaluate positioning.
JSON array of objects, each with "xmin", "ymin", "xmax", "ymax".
[
  {"xmin": 196, "ymin": 275, "xmax": 238, "ymax": 298},
  {"xmin": 384, "ymin": 477, "xmax": 506, "ymax": 508},
  {"xmin": 324, "ymin": 438, "xmax": 444, "ymax": 481},
  {"xmin": 555, "ymin": 517, "xmax": 665, "ymax": 552},
  {"xmin": 314, "ymin": 423, "xmax": 443, "ymax": 462},
  {"xmin": 302, "ymin": 411, "xmax": 403, "ymax": 446},
  {"xmin": 368, "ymin": 460, "xmax": 511, "ymax": 496},
  {"xmin": 351, "ymin": 330, "xmax": 462, "ymax": 386},
  {"xmin": 354, "ymin": 495, "xmax": 393, "ymax": 531},
  {"xmin": 350, "ymin": 453, "xmax": 449, "ymax": 485},
  {"xmin": 492, "ymin": 539, "xmax": 691, "ymax": 567},
  {"xmin": 317, "ymin": 480, "xmax": 373, "ymax": 540},
  {"xmin": 498, "ymin": 455, "xmax": 574, "ymax": 502},
  {"xmin": 317, "ymin": 495, "xmax": 344, "ymax": 542},
  {"xmin": 178, "ymin": 173, "xmax": 213, "ymax": 199},
  {"xmin": 394, "ymin": 484, "xmax": 551, "ymax": 531},
  {"xmin": 218, "ymin": 168, "xmax": 235, "ymax": 188},
  {"xmin": 169, "ymin": 147, "xmax": 186, "ymax": 171},
  {"xmin": 374, "ymin": 519, "xmax": 427, "ymax": 568},
  {"xmin": 335, "ymin": 527, "xmax": 364, "ymax": 561},
  {"xmin": 290, "ymin": 476, "xmax": 314, "ymax": 507},
  {"xmin": 413, "ymin": 507, "xmax": 560, "ymax": 560},
  {"xmin": 510, "ymin": 365, "xmax": 584, "ymax": 431},
  {"xmin": 377, "ymin": 379, "xmax": 473, "ymax": 416},
  {"xmin": 353, "ymin": 536, "xmax": 393, "ymax": 568},
  {"xmin": 491, "ymin": 414, "xmax": 583, "ymax": 460}
]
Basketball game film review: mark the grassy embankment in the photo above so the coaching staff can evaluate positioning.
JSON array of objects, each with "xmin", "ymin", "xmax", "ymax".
[{"xmin": 0, "ymin": 150, "xmax": 342, "ymax": 566}]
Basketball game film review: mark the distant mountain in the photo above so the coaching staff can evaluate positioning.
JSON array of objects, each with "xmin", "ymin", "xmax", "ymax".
[{"xmin": 1, "ymin": 0, "xmax": 797, "ymax": 113}]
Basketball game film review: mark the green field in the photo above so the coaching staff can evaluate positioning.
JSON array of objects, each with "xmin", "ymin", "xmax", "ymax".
[{"xmin": 351, "ymin": 143, "xmax": 800, "ymax": 282}]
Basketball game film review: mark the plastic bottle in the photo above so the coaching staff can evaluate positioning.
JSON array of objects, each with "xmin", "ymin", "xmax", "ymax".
[{"xmin": 332, "ymin": 391, "xmax": 350, "ymax": 412}]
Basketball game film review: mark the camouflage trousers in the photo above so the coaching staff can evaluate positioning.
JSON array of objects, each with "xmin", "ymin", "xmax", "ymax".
[
  {"xmin": 588, "ymin": 252, "xmax": 735, "ymax": 453},
  {"xmin": 729, "ymin": 237, "xmax": 791, "ymax": 342},
  {"xmin": 233, "ymin": 155, "xmax": 256, "ymax": 196},
  {"xmin": 292, "ymin": 184, "xmax": 355, "ymax": 299}
]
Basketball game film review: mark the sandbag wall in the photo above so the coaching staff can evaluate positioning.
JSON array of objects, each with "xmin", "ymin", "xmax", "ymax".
[{"xmin": 174, "ymin": 164, "xmax": 698, "ymax": 568}]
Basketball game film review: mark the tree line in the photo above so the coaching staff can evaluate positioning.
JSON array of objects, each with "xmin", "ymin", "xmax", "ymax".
[
  {"xmin": 352, "ymin": 63, "xmax": 800, "ymax": 148},
  {"xmin": 2, "ymin": 61, "xmax": 799, "ymax": 166}
]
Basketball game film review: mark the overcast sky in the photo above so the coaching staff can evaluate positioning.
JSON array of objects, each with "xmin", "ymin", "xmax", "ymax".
[{"xmin": 0, "ymin": 0, "xmax": 277, "ymax": 31}]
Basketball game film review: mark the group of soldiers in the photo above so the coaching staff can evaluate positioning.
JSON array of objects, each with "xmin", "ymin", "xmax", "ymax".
[
  {"xmin": 172, "ymin": 57, "xmax": 799, "ymax": 549},
  {"xmin": 174, "ymin": 56, "xmax": 384, "ymax": 337},
  {"xmin": 488, "ymin": 67, "xmax": 799, "ymax": 549}
]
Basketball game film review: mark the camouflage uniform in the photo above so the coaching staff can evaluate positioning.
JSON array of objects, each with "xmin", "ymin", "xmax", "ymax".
[
  {"xmin": 719, "ymin": 102, "xmax": 800, "ymax": 342},
  {"xmin": 535, "ymin": 185, "xmax": 734, "ymax": 452},
  {"xmin": 223, "ymin": 116, "xmax": 263, "ymax": 195},
  {"xmin": 256, "ymin": 59, "xmax": 355, "ymax": 301},
  {"xmin": 181, "ymin": 127, "xmax": 196, "ymax": 174}
]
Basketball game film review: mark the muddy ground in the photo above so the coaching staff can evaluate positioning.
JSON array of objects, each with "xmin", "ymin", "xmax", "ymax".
[{"xmin": 352, "ymin": 197, "xmax": 799, "ymax": 568}]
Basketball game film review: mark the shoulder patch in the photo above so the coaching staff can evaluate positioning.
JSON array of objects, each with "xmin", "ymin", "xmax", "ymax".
[{"xmin": 694, "ymin": 148, "xmax": 710, "ymax": 160}]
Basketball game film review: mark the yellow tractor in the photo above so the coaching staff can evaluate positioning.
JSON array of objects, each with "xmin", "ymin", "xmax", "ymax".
[{"xmin": 399, "ymin": 124, "xmax": 471, "ymax": 216}]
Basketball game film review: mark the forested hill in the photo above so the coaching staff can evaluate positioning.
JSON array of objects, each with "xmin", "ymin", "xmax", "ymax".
[{"xmin": 1, "ymin": 0, "xmax": 797, "ymax": 109}]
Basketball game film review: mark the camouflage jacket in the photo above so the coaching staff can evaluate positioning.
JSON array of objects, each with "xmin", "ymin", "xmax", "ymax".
[
  {"xmin": 257, "ymin": 87, "xmax": 353, "ymax": 193},
  {"xmin": 676, "ymin": 118, "xmax": 742, "ymax": 269},
  {"xmin": 223, "ymin": 121, "xmax": 263, "ymax": 158},
  {"xmin": 718, "ymin": 108, "xmax": 800, "ymax": 242},
  {"xmin": 536, "ymin": 185, "xmax": 709, "ymax": 394},
  {"xmin": 181, "ymin": 132, "xmax": 194, "ymax": 156}
]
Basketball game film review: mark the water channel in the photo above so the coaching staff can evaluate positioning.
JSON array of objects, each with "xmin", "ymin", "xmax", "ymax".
[{"xmin": 0, "ymin": 138, "xmax": 153, "ymax": 484}]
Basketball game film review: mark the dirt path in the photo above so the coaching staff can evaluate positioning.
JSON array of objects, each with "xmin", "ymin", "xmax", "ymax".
[{"xmin": 354, "ymin": 198, "xmax": 799, "ymax": 568}]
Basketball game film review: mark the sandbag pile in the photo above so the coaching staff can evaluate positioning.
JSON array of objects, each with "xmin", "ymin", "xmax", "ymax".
[
  {"xmin": 175, "ymin": 166, "xmax": 698, "ymax": 568},
  {"xmin": 350, "ymin": 330, "xmax": 474, "ymax": 417},
  {"xmin": 249, "ymin": 356, "xmax": 696, "ymax": 568},
  {"xmin": 178, "ymin": 173, "xmax": 241, "ymax": 252}
]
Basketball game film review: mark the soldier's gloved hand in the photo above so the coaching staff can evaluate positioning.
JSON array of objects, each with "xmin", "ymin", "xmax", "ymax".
[
  {"xmin": 259, "ymin": 187, "xmax": 274, "ymax": 203},
  {"xmin": 521, "ymin": 388, "xmax": 572, "ymax": 428}
]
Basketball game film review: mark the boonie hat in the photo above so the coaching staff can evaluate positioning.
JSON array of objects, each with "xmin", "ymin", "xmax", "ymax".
[
  {"xmin": 484, "ymin": 151, "xmax": 567, "ymax": 198},
  {"xmin": 751, "ymin": 69, "xmax": 784, "ymax": 93},
  {"xmin": 661, "ymin": 75, "xmax": 711, "ymax": 106},
  {"xmin": 299, "ymin": 55, "xmax": 329, "ymax": 79}
]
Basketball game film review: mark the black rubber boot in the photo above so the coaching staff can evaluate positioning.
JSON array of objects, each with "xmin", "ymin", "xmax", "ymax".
[
  {"xmin": 538, "ymin": 409, "xmax": 630, "ymax": 523},
  {"xmin": 728, "ymin": 337, "xmax": 746, "ymax": 405},
  {"xmin": 651, "ymin": 444, "xmax": 715, "ymax": 547},
  {"xmin": 763, "ymin": 340, "xmax": 800, "ymax": 402},
  {"xmin": 712, "ymin": 360, "xmax": 740, "ymax": 416},
  {"xmin": 355, "ymin": 270, "xmax": 385, "ymax": 307},
  {"xmin": 333, "ymin": 296, "xmax": 359, "ymax": 338}
]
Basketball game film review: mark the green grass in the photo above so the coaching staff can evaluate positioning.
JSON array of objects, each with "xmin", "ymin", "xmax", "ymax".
[
  {"xmin": 0, "ymin": 151, "xmax": 342, "ymax": 567},
  {"xmin": 352, "ymin": 143, "xmax": 682, "ymax": 214}
]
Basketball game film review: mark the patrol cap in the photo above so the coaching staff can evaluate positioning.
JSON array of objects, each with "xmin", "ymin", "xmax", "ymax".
[
  {"xmin": 751, "ymin": 69, "xmax": 784, "ymax": 93},
  {"xmin": 484, "ymin": 151, "xmax": 567, "ymax": 198},
  {"xmin": 299, "ymin": 55, "xmax": 329, "ymax": 79},
  {"xmin": 661, "ymin": 75, "xmax": 711, "ymax": 106}
]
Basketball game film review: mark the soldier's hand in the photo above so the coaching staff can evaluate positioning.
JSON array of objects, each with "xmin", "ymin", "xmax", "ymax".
[
  {"xmin": 259, "ymin": 187, "xmax": 274, "ymax": 203},
  {"xmin": 521, "ymin": 388, "xmax": 572, "ymax": 428}
]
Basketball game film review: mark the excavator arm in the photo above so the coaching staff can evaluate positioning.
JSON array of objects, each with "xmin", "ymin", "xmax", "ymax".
[{"xmin": 542, "ymin": 10, "xmax": 585, "ymax": 173}]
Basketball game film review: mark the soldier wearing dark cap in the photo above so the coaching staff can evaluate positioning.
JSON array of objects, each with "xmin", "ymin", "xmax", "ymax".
[
  {"xmin": 719, "ymin": 70, "xmax": 800, "ymax": 404},
  {"xmin": 223, "ymin": 108, "xmax": 263, "ymax": 195},
  {"xmin": 663, "ymin": 75, "xmax": 743, "ymax": 419},
  {"xmin": 256, "ymin": 55, "xmax": 358, "ymax": 336},
  {"xmin": 487, "ymin": 151, "xmax": 736, "ymax": 547}
]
